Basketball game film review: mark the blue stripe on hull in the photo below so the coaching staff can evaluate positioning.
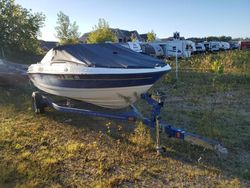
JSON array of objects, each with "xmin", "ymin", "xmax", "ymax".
[{"xmin": 29, "ymin": 71, "xmax": 168, "ymax": 89}]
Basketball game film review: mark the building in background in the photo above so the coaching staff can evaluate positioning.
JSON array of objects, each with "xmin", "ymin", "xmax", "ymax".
[{"xmin": 79, "ymin": 28, "xmax": 144, "ymax": 43}]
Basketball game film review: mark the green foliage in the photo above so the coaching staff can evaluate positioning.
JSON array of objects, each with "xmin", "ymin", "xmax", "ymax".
[
  {"xmin": 206, "ymin": 36, "xmax": 232, "ymax": 42},
  {"xmin": 0, "ymin": 0, "xmax": 45, "ymax": 57},
  {"xmin": 87, "ymin": 18, "xmax": 116, "ymax": 44},
  {"xmin": 147, "ymin": 30, "xmax": 156, "ymax": 42},
  {"xmin": 211, "ymin": 60, "xmax": 224, "ymax": 74},
  {"xmin": 188, "ymin": 36, "xmax": 233, "ymax": 43},
  {"xmin": 210, "ymin": 60, "xmax": 224, "ymax": 89},
  {"xmin": 130, "ymin": 33, "xmax": 138, "ymax": 42},
  {"xmin": 129, "ymin": 122, "xmax": 152, "ymax": 148},
  {"xmin": 179, "ymin": 50, "xmax": 250, "ymax": 74},
  {"xmin": 55, "ymin": 11, "xmax": 80, "ymax": 45}
]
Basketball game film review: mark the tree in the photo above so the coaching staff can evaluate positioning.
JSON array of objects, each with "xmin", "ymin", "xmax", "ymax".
[
  {"xmin": 55, "ymin": 11, "xmax": 81, "ymax": 45},
  {"xmin": 87, "ymin": 18, "xmax": 116, "ymax": 44},
  {"xmin": 130, "ymin": 33, "xmax": 138, "ymax": 42},
  {"xmin": 147, "ymin": 30, "xmax": 156, "ymax": 42},
  {"xmin": 206, "ymin": 36, "xmax": 232, "ymax": 42},
  {"xmin": 0, "ymin": 0, "xmax": 45, "ymax": 57}
]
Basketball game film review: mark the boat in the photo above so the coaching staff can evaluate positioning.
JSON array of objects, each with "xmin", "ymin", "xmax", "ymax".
[{"xmin": 28, "ymin": 43, "xmax": 171, "ymax": 109}]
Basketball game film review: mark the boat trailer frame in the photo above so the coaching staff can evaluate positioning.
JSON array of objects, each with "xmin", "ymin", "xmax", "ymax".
[{"xmin": 32, "ymin": 91, "xmax": 228, "ymax": 155}]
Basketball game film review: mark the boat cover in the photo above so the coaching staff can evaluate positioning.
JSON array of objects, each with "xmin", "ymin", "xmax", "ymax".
[{"xmin": 41, "ymin": 43, "xmax": 166, "ymax": 69}]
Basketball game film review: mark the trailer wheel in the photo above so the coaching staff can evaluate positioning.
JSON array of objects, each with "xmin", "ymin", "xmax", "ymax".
[{"xmin": 32, "ymin": 91, "xmax": 45, "ymax": 114}]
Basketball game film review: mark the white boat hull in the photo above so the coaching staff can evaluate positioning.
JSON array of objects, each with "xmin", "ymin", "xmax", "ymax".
[{"xmin": 33, "ymin": 80, "xmax": 152, "ymax": 109}]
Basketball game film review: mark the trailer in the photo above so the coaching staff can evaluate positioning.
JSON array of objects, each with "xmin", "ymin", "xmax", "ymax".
[
  {"xmin": 140, "ymin": 43, "xmax": 164, "ymax": 58},
  {"xmin": 239, "ymin": 40, "xmax": 250, "ymax": 50},
  {"xmin": 119, "ymin": 42, "xmax": 143, "ymax": 53},
  {"xmin": 229, "ymin": 41, "xmax": 239, "ymax": 50},
  {"xmin": 195, "ymin": 43, "xmax": 206, "ymax": 53},
  {"xmin": 127, "ymin": 42, "xmax": 142, "ymax": 53},
  {"xmin": 32, "ymin": 91, "xmax": 228, "ymax": 155},
  {"xmin": 220, "ymin": 42, "xmax": 230, "ymax": 50},
  {"xmin": 203, "ymin": 41, "xmax": 222, "ymax": 52},
  {"xmin": 157, "ymin": 40, "xmax": 195, "ymax": 58},
  {"xmin": 186, "ymin": 40, "xmax": 196, "ymax": 55}
]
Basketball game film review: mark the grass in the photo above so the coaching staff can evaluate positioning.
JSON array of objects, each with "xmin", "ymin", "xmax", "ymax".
[{"xmin": 0, "ymin": 50, "xmax": 250, "ymax": 187}]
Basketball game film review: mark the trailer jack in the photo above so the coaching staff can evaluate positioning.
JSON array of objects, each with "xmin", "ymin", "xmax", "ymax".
[{"xmin": 32, "ymin": 91, "xmax": 228, "ymax": 155}]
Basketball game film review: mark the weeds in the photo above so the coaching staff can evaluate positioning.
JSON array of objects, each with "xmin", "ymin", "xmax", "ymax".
[{"xmin": 128, "ymin": 122, "xmax": 153, "ymax": 148}]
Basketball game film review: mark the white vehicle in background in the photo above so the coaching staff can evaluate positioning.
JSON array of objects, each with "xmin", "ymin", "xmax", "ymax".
[
  {"xmin": 127, "ymin": 42, "xmax": 142, "ymax": 53},
  {"xmin": 210, "ymin": 41, "xmax": 222, "ymax": 51},
  {"xmin": 119, "ymin": 42, "xmax": 142, "ymax": 53},
  {"xmin": 220, "ymin": 42, "xmax": 230, "ymax": 50},
  {"xmin": 140, "ymin": 43, "xmax": 164, "ymax": 58},
  {"xmin": 149, "ymin": 43, "xmax": 164, "ymax": 57},
  {"xmin": 203, "ymin": 41, "xmax": 222, "ymax": 52},
  {"xmin": 229, "ymin": 41, "xmax": 239, "ymax": 50},
  {"xmin": 195, "ymin": 43, "xmax": 206, "ymax": 53},
  {"xmin": 158, "ymin": 39, "xmax": 195, "ymax": 58},
  {"xmin": 203, "ymin": 41, "xmax": 210, "ymax": 51},
  {"xmin": 186, "ymin": 40, "xmax": 196, "ymax": 55}
]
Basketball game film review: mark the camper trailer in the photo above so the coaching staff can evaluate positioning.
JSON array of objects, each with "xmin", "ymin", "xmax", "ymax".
[
  {"xmin": 186, "ymin": 40, "xmax": 196, "ymax": 54},
  {"xmin": 127, "ymin": 42, "xmax": 142, "ymax": 53},
  {"xmin": 203, "ymin": 41, "xmax": 222, "ymax": 52},
  {"xmin": 150, "ymin": 43, "xmax": 164, "ymax": 57},
  {"xmin": 229, "ymin": 41, "xmax": 239, "ymax": 50},
  {"xmin": 210, "ymin": 41, "xmax": 222, "ymax": 51},
  {"xmin": 158, "ymin": 40, "xmax": 195, "ymax": 58},
  {"xmin": 119, "ymin": 42, "xmax": 142, "ymax": 53},
  {"xmin": 195, "ymin": 43, "xmax": 206, "ymax": 53},
  {"xmin": 239, "ymin": 40, "xmax": 250, "ymax": 50},
  {"xmin": 140, "ymin": 43, "xmax": 164, "ymax": 58},
  {"xmin": 220, "ymin": 42, "xmax": 230, "ymax": 50}
]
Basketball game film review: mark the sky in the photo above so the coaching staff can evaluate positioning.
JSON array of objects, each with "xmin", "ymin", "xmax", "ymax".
[{"xmin": 15, "ymin": 0, "xmax": 250, "ymax": 41}]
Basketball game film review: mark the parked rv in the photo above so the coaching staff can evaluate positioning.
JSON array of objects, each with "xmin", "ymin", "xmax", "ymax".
[
  {"xmin": 220, "ymin": 42, "xmax": 230, "ymax": 50},
  {"xmin": 203, "ymin": 41, "xmax": 222, "ymax": 52},
  {"xmin": 157, "ymin": 39, "xmax": 195, "ymax": 58},
  {"xmin": 127, "ymin": 42, "xmax": 142, "ymax": 53},
  {"xmin": 195, "ymin": 43, "xmax": 206, "ymax": 53},
  {"xmin": 140, "ymin": 43, "xmax": 164, "ymax": 58},
  {"xmin": 239, "ymin": 40, "xmax": 250, "ymax": 50},
  {"xmin": 150, "ymin": 43, "xmax": 164, "ymax": 57},
  {"xmin": 119, "ymin": 42, "xmax": 142, "ymax": 53},
  {"xmin": 203, "ymin": 42, "xmax": 210, "ymax": 51},
  {"xmin": 186, "ymin": 40, "xmax": 196, "ymax": 54},
  {"xmin": 229, "ymin": 41, "xmax": 239, "ymax": 50}
]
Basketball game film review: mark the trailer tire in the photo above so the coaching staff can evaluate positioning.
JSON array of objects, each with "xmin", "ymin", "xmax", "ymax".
[{"xmin": 32, "ymin": 91, "xmax": 45, "ymax": 114}]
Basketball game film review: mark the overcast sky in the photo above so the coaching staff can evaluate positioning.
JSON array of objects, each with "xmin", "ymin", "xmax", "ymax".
[{"xmin": 16, "ymin": 0, "xmax": 250, "ymax": 41}]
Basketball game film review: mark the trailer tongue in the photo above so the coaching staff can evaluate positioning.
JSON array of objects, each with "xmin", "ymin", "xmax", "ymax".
[
  {"xmin": 32, "ymin": 91, "xmax": 228, "ymax": 155},
  {"xmin": 140, "ymin": 93, "xmax": 228, "ymax": 155}
]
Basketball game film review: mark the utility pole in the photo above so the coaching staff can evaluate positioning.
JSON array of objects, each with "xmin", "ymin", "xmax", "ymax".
[
  {"xmin": 175, "ymin": 46, "xmax": 178, "ymax": 80},
  {"xmin": 173, "ymin": 32, "xmax": 180, "ymax": 80}
]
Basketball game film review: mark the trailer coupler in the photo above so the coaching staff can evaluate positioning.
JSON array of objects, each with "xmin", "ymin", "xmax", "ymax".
[{"xmin": 162, "ymin": 124, "xmax": 228, "ymax": 154}]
